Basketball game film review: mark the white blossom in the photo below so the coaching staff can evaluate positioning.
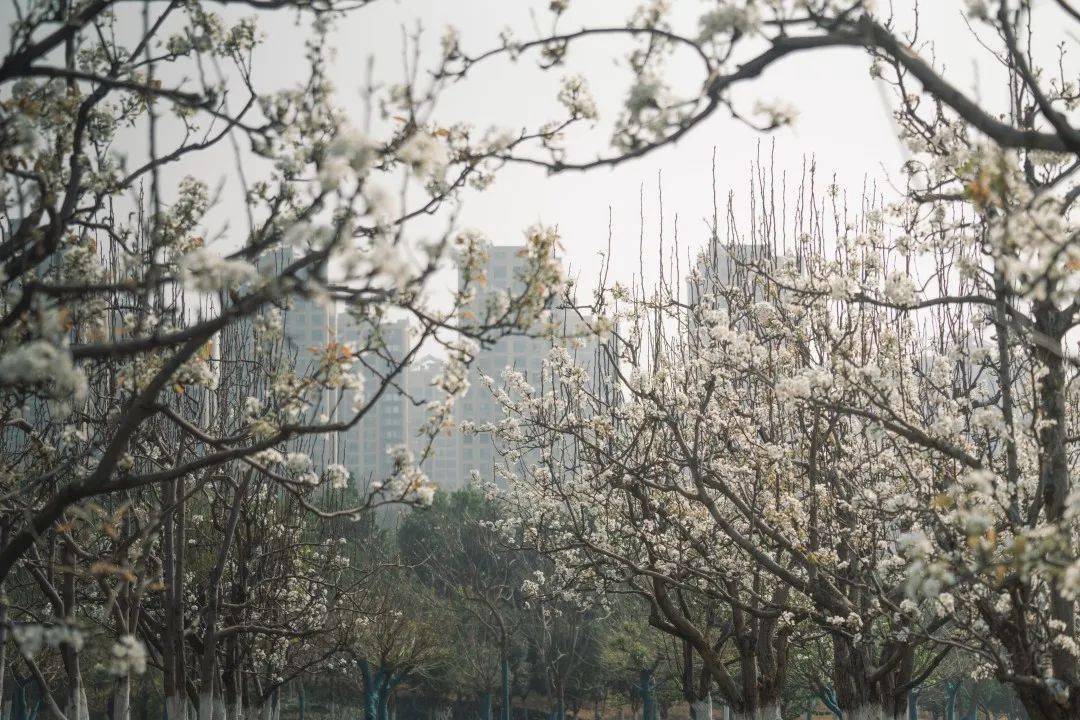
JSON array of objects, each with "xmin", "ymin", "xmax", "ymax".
[
  {"xmin": 109, "ymin": 635, "xmax": 148, "ymax": 675},
  {"xmin": 0, "ymin": 341, "xmax": 87, "ymax": 404},
  {"xmin": 179, "ymin": 248, "xmax": 257, "ymax": 292},
  {"xmin": 698, "ymin": 5, "xmax": 761, "ymax": 39},
  {"xmin": 753, "ymin": 99, "xmax": 798, "ymax": 127},
  {"xmin": 285, "ymin": 452, "xmax": 312, "ymax": 473},
  {"xmin": 326, "ymin": 463, "xmax": 350, "ymax": 490},
  {"xmin": 558, "ymin": 75, "xmax": 599, "ymax": 120},
  {"xmin": 883, "ymin": 271, "xmax": 919, "ymax": 305},
  {"xmin": 397, "ymin": 132, "xmax": 449, "ymax": 178}
]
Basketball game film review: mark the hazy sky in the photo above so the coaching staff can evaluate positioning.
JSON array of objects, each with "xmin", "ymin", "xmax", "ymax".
[
  {"xmin": 5, "ymin": 1, "xmax": 1075, "ymax": 294},
  {"xmin": 265, "ymin": 0, "xmax": 1068, "ymax": 291},
  {"xmin": 324, "ymin": 0, "xmax": 908, "ymax": 289}
]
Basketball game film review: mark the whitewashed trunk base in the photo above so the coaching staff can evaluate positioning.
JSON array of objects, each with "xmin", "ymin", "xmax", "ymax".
[
  {"xmin": 845, "ymin": 707, "xmax": 888, "ymax": 720},
  {"xmin": 198, "ymin": 692, "xmax": 215, "ymax": 720},
  {"xmin": 67, "ymin": 685, "xmax": 90, "ymax": 720},
  {"xmin": 112, "ymin": 676, "xmax": 131, "ymax": 720},
  {"xmin": 166, "ymin": 695, "xmax": 185, "ymax": 720},
  {"xmin": 728, "ymin": 705, "xmax": 781, "ymax": 720},
  {"xmin": 690, "ymin": 697, "xmax": 712, "ymax": 720}
]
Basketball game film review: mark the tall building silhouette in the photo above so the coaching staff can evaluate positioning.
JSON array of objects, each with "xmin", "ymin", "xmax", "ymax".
[
  {"xmin": 455, "ymin": 246, "xmax": 552, "ymax": 484},
  {"xmin": 406, "ymin": 357, "xmax": 462, "ymax": 488},
  {"xmin": 686, "ymin": 241, "xmax": 772, "ymax": 310},
  {"xmin": 266, "ymin": 244, "xmax": 586, "ymax": 494},
  {"xmin": 336, "ymin": 316, "xmax": 411, "ymax": 487}
]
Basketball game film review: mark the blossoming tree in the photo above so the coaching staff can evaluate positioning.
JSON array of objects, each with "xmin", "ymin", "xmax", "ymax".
[
  {"xmin": 0, "ymin": 0, "xmax": 565, "ymax": 718},
  {"xmin": 466, "ymin": 2, "xmax": 1080, "ymax": 719},
  {"xmin": 3, "ymin": 1, "xmax": 1079, "ymax": 720}
]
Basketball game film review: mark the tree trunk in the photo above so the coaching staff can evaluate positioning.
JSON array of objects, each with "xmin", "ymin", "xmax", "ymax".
[
  {"xmin": 728, "ymin": 706, "xmax": 781, "ymax": 720},
  {"xmin": 849, "ymin": 710, "xmax": 889, "ymax": 720},
  {"xmin": 1013, "ymin": 310, "xmax": 1079, "ymax": 720},
  {"xmin": 0, "ymin": 526, "xmax": 8, "ymax": 720},
  {"xmin": 690, "ymin": 696, "xmax": 712, "ymax": 720},
  {"xmin": 64, "ymin": 683, "xmax": 89, "ymax": 720},
  {"xmin": 501, "ymin": 655, "xmax": 512, "ymax": 720},
  {"xmin": 945, "ymin": 682, "xmax": 959, "ymax": 720},
  {"xmin": 1011, "ymin": 684, "xmax": 1075, "ymax": 720},
  {"xmin": 819, "ymin": 687, "xmax": 843, "ymax": 720},
  {"xmin": 11, "ymin": 675, "xmax": 27, "ymax": 720},
  {"xmin": 906, "ymin": 689, "xmax": 918, "ymax": 720},
  {"xmin": 364, "ymin": 686, "xmax": 380, "ymax": 720},
  {"xmin": 138, "ymin": 678, "xmax": 149, "ymax": 720},
  {"xmin": 359, "ymin": 663, "xmax": 381, "ymax": 720},
  {"xmin": 639, "ymin": 669, "xmax": 654, "ymax": 720},
  {"xmin": 198, "ymin": 692, "xmax": 215, "ymax": 720},
  {"xmin": 831, "ymin": 634, "xmax": 914, "ymax": 720},
  {"xmin": 163, "ymin": 478, "xmax": 186, "ymax": 720},
  {"xmin": 198, "ymin": 479, "xmax": 247, "ymax": 720},
  {"xmin": 167, "ymin": 696, "xmax": 186, "ymax": 720},
  {"xmin": 111, "ymin": 675, "xmax": 131, "ymax": 720},
  {"xmin": 377, "ymin": 687, "xmax": 391, "ymax": 720}
]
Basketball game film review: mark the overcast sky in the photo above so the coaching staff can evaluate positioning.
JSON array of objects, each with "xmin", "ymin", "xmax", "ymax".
[
  {"xmin": 275, "ymin": 0, "xmax": 1070, "ymax": 292},
  {"xmin": 5, "ymin": 1, "xmax": 1075, "ymax": 295},
  {"xmin": 325, "ymin": 0, "xmax": 907, "ymax": 290}
]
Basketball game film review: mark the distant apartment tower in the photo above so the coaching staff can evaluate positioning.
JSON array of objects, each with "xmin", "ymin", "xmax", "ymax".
[
  {"xmin": 406, "ymin": 357, "xmax": 463, "ymax": 489},
  {"xmin": 268, "ymin": 248, "xmax": 413, "ymax": 489},
  {"xmin": 265, "ymin": 244, "xmax": 593, "ymax": 494},
  {"xmin": 456, "ymin": 246, "xmax": 552, "ymax": 484},
  {"xmin": 686, "ymin": 241, "xmax": 772, "ymax": 309},
  {"xmin": 336, "ymin": 316, "xmax": 411, "ymax": 487},
  {"xmin": 274, "ymin": 249, "xmax": 338, "ymax": 471},
  {"xmin": 269, "ymin": 247, "xmax": 335, "ymax": 358}
]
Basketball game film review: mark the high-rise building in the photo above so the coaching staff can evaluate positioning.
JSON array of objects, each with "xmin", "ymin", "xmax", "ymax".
[
  {"xmin": 455, "ymin": 246, "xmax": 553, "ymax": 484},
  {"xmin": 263, "ymin": 247, "xmax": 334, "ymax": 355},
  {"xmin": 253, "ymin": 244, "xmax": 604, "ymax": 496},
  {"xmin": 406, "ymin": 357, "xmax": 463, "ymax": 489},
  {"xmin": 686, "ymin": 241, "xmax": 771, "ymax": 310},
  {"xmin": 266, "ymin": 247, "xmax": 418, "ymax": 490},
  {"xmin": 271, "ymin": 249, "xmax": 338, "ymax": 471},
  {"xmin": 246, "ymin": 242, "xmax": 618, "ymax": 500},
  {"xmin": 336, "ymin": 316, "xmax": 411, "ymax": 487}
]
